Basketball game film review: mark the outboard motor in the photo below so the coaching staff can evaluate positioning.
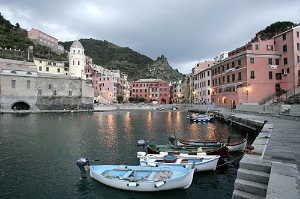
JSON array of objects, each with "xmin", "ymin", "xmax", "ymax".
[
  {"xmin": 76, "ymin": 157, "xmax": 90, "ymax": 178},
  {"xmin": 137, "ymin": 139, "xmax": 146, "ymax": 151},
  {"xmin": 168, "ymin": 135, "xmax": 176, "ymax": 145}
]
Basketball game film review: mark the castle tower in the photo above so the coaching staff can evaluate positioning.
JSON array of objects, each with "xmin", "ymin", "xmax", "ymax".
[{"xmin": 69, "ymin": 40, "xmax": 85, "ymax": 79}]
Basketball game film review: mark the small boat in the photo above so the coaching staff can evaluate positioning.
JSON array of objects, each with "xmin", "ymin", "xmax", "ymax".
[
  {"xmin": 76, "ymin": 158, "xmax": 195, "ymax": 192},
  {"xmin": 138, "ymin": 152, "xmax": 220, "ymax": 172},
  {"xmin": 169, "ymin": 135, "xmax": 223, "ymax": 148},
  {"xmin": 168, "ymin": 134, "xmax": 248, "ymax": 152},
  {"xmin": 187, "ymin": 113, "xmax": 214, "ymax": 123},
  {"xmin": 146, "ymin": 144, "xmax": 229, "ymax": 157}
]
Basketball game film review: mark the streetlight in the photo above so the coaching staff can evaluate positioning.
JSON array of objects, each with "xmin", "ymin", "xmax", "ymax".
[
  {"xmin": 246, "ymin": 86, "xmax": 249, "ymax": 103},
  {"xmin": 192, "ymin": 91, "xmax": 196, "ymax": 104}
]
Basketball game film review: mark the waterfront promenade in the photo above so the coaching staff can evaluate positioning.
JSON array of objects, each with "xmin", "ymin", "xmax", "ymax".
[{"xmin": 218, "ymin": 108, "xmax": 300, "ymax": 199}]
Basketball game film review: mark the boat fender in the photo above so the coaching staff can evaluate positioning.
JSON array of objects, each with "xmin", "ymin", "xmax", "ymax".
[
  {"xmin": 154, "ymin": 181, "xmax": 166, "ymax": 188},
  {"xmin": 147, "ymin": 162, "xmax": 158, "ymax": 167},
  {"xmin": 127, "ymin": 182, "xmax": 139, "ymax": 187}
]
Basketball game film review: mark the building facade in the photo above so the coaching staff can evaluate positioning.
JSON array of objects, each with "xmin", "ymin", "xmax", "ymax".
[
  {"xmin": 191, "ymin": 61, "xmax": 215, "ymax": 104},
  {"xmin": 210, "ymin": 25, "xmax": 300, "ymax": 107},
  {"xmin": 1, "ymin": 66, "xmax": 94, "ymax": 110},
  {"xmin": 132, "ymin": 79, "xmax": 170, "ymax": 103},
  {"xmin": 34, "ymin": 58, "xmax": 67, "ymax": 75},
  {"xmin": 27, "ymin": 28, "xmax": 64, "ymax": 54},
  {"xmin": 69, "ymin": 40, "xmax": 86, "ymax": 79},
  {"xmin": 170, "ymin": 80, "xmax": 184, "ymax": 103}
]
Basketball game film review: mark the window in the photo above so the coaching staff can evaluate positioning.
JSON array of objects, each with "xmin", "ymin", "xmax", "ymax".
[
  {"xmin": 283, "ymin": 58, "xmax": 288, "ymax": 65},
  {"xmin": 276, "ymin": 73, "xmax": 282, "ymax": 80},
  {"xmin": 46, "ymin": 67, "xmax": 49, "ymax": 71},
  {"xmin": 297, "ymin": 43, "xmax": 300, "ymax": 51},
  {"xmin": 57, "ymin": 68, "xmax": 60, "ymax": 73},
  {"xmin": 12, "ymin": 80, "xmax": 16, "ymax": 88},
  {"xmin": 238, "ymin": 59, "xmax": 241, "ymax": 66},
  {"xmin": 208, "ymin": 80, "xmax": 210, "ymax": 86},
  {"xmin": 69, "ymin": 90, "xmax": 72, "ymax": 96},
  {"xmin": 27, "ymin": 80, "xmax": 30, "ymax": 89},
  {"xmin": 297, "ymin": 31, "xmax": 299, "ymax": 37},
  {"xmin": 232, "ymin": 74, "xmax": 235, "ymax": 82},
  {"xmin": 298, "ymin": 56, "xmax": 300, "ymax": 63},
  {"xmin": 283, "ymin": 33, "xmax": 286, "ymax": 40},
  {"xmin": 266, "ymin": 45, "xmax": 273, "ymax": 51},
  {"xmin": 269, "ymin": 71, "xmax": 272, "ymax": 79},
  {"xmin": 268, "ymin": 58, "xmax": 272, "ymax": 65},
  {"xmin": 283, "ymin": 45, "xmax": 287, "ymax": 52},
  {"xmin": 39, "ymin": 66, "xmax": 42, "ymax": 71},
  {"xmin": 250, "ymin": 71, "xmax": 255, "ymax": 79},
  {"xmin": 227, "ymin": 75, "xmax": 230, "ymax": 83},
  {"xmin": 282, "ymin": 68, "xmax": 290, "ymax": 74},
  {"xmin": 53, "ymin": 89, "xmax": 57, "ymax": 95},
  {"xmin": 38, "ymin": 88, "xmax": 42, "ymax": 95},
  {"xmin": 73, "ymin": 60, "xmax": 75, "ymax": 65},
  {"xmin": 238, "ymin": 72, "xmax": 242, "ymax": 80},
  {"xmin": 255, "ymin": 44, "xmax": 259, "ymax": 50},
  {"xmin": 39, "ymin": 60, "xmax": 42, "ymax": 63},
  {"xmin": 78, "ymin": 61, "xmax": 80, "ymax": 65},
  {"xmin": 276, "ymin": 59, "xmax": 280, "ymax": 65},
  {"xmin": 250, "ymin": 58, "xmax": 254, "ymax": 64}
]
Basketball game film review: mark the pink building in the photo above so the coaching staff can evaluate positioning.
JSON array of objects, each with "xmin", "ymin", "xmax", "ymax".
[
  {"xmin": 132, "ymin": 79, "xmax": 170, "ymax": 103},
  {"xmin": 191, "ymin": 61, "xmax": 215, "ymax": 104},
  {"xmin": 27, "ymin": 28, "xmax": 64, "ymax": 54},
  {"xmin": 211, "ymin": 26, "xmax": 300, "ymax": 108}
]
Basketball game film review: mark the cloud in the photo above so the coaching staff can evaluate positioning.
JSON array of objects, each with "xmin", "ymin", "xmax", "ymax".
[{"xmin": 1, "ymin": 0, "xmax": 299, "ymax": 74}]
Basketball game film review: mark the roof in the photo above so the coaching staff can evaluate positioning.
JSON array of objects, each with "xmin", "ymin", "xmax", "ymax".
[{"xmin": 70, "ymin": 40, "xmax": 83, "ymax": 49}]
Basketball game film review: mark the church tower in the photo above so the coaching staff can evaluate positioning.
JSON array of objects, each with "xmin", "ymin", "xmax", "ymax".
[{"xmin": 69, "ymin": 40, "xmax": 86, "ymax": 79}]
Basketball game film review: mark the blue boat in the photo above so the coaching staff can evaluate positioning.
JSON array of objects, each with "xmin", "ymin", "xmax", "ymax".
[{"xmin": 76, "ymin": 158, "xmax": 195, "ymax": 192}]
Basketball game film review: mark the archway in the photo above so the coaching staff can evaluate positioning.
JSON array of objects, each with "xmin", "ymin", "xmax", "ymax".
[{"xmin": 11, "ymin": 102, "xmax": 30, "ymax": 110}]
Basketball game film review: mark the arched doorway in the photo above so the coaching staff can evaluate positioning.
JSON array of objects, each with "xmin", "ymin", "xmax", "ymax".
[{"xmin": 11, "ymin": 102, "xmax": 30, "ymax": 110}]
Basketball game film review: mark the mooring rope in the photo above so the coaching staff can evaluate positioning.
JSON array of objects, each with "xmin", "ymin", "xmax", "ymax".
[{"xmin": 216, "ymin": 152, "xmax": 246, "ymax": 167}]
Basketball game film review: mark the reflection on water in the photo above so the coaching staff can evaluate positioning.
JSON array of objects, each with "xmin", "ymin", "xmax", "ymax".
[{"xmin": 0, "ymin": 110, "xmax": 248, "ymax": 199}]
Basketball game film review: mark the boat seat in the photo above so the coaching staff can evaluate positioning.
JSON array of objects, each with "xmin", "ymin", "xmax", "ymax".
[
  {"xmin": 123, "ymin": 171, "xmax": 133, "ymax": 178},
  {"xmin": 146, "ymin": 171, "xmax": 157, "ymax": 180}
]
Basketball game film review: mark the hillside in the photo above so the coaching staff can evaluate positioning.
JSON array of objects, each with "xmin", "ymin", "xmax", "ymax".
[{"xmin": 60, "ymin": 39, "xmax": 183, "ymax": 81}]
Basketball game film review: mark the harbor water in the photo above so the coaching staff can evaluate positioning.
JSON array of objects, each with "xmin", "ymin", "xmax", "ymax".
[{"xmin": 0, "ymin": 110, "xmax": 250, "ymax": 199}]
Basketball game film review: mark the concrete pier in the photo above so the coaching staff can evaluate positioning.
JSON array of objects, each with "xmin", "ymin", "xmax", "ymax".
[{"xmin": 215, "ymin": 109, "xmax": 300, "ymax": 199}]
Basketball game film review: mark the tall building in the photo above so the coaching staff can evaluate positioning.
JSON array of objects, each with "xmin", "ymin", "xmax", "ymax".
[
  {"xmin": 191, "ymin": 61, "xmax": 215, "ymax": 104},
  {"xmin": 69, "ymin": 40, "xmax": 86, "ymax": 79},
  {"xmin": 210, "ymin": 25, "xmax": 300, "ymax": 107}
]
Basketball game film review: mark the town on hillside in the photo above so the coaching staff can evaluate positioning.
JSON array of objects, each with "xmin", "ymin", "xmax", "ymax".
[{"xmin": 0, "ymin": 24, "xmax": 300, "ymax": 111}]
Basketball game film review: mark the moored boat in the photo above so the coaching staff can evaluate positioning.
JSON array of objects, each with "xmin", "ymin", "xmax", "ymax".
[
  {"xmin": 187, "ymin": 113, "xmax": 214, "ymax": 123},
  {"xmin": 137, "ymin": 152, "xmax": 220, "ymax": 172},
  {"xmin": 76, "ymin": 157, "xmax": 195, "ymax": 192},
  {"xmin": 168, "ymin": 134, "xmax": 248, "ymax": 152},
  {"xmin": 146, "ymin": 144, "xmax": 229, "ymax": 157}
]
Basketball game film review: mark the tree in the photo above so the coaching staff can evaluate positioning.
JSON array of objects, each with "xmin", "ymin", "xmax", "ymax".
[
  {"xmin": 116, "ymin": 95, "xmax": 124, "ymax": 103},
  {"xmin": 128, "ymin": 97, "xmax": 134, "ymax": 103}
]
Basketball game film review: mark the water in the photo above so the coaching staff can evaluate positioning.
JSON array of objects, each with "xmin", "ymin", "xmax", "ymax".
[{"xmin": 0, "ymin": 110, "xmax": 249, "ymax": 199}]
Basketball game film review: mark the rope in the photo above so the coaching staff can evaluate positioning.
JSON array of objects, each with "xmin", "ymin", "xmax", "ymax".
[{"xmin": 216, "ymin": 152, "xmax": 246, "ymax": 168}]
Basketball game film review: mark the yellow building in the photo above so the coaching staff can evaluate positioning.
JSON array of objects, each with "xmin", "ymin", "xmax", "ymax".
[{"xmin": 33, "ymin": 58, "xmax": 66, "ymax": 75}]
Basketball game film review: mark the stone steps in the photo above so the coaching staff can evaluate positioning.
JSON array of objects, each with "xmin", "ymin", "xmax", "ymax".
[{"xmin": 232, "ymin": 158, "xmax": 271, "ymax": 199}]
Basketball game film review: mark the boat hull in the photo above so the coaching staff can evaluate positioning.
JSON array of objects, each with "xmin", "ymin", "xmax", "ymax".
[
  {"xmin": 139, "ymin": 154, "xmax": 220, "ymax": 172},
  {"xmin": 90, "ymin": 165, "xmax": 195, "ymax": 192},
  {"xmin": 147, "ymin": 144, "xmax": 228, "ymax": 157}
]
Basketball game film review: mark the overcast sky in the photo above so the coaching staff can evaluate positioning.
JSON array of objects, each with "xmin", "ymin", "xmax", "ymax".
[{"xmin": 1, "ymin": 0, "xmax": 299, "ymax": 74}]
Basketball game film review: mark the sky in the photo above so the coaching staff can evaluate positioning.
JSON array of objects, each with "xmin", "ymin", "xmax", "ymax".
[{"xmin": 1, "ymin": 0, "xmax": 299, "ymax": 74}]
